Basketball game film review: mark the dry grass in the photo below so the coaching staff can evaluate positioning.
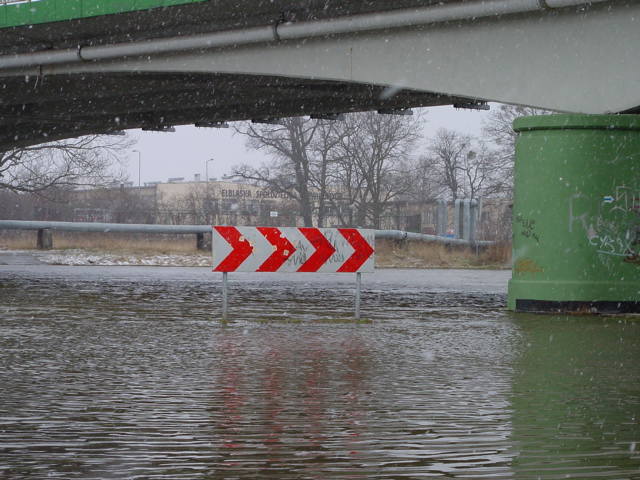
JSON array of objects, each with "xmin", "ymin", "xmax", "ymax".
[
  {"xmin": 0, "ymin": 230, "xmax": 36, "ymax": 250},
  {"xmin": 480, "ymin": 242, "xmax": 513, "ymax": 266},
  {"xmin": 376, "ymin": 238, "xmax": 511, "ymax": 269},
  {"xmin": 0, "ymin": 230, "xmax": 200, "ymax": 254}
]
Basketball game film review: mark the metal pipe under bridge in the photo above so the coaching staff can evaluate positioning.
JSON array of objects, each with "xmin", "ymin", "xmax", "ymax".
[{"xmin": 0, "ymin": 220, "xmax": 492, "ymax": 250}]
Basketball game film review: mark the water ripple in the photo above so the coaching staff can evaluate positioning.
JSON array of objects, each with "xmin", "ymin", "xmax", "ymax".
[{"xmin": 1, "ymin": 266, "xmax": 638, "ymax": 479}]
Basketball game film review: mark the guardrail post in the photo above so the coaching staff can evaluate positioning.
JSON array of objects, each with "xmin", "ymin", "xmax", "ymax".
[
  {"xmin": 196, "ymin": 232, "xmax": 207, "ymax": 251},
  {"xmin": 37, "ymin": 228, "xmax": 52, "ymax": 249}
]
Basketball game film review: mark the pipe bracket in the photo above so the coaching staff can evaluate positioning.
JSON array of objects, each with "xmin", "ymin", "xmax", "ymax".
[
  {"xmin": 76, "ymin": 44, "xmax": 88, "ymax": 62},
  {"xmin": 272, "ymin": 13, "xmax": 284, "ymax": 42}
]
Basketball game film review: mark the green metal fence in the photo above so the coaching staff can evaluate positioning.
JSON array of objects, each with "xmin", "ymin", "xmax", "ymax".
[{"xmin": 0, "ymin": 0, "xmax": 207, "ymax": 28}]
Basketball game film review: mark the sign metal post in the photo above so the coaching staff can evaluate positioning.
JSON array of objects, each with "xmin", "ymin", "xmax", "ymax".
[
  {"xmin": 222, "ymin": 271, "xmax": 228, "ymax": 320},
  {"xmin": 355, "ymin": 272, "xmax": 362, "ymax": 319}
]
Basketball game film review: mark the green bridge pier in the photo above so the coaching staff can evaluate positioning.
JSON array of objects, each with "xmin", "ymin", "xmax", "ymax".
[{"xmin": 508, "ymin": 114, "xmax": 640, "ymax": 314}]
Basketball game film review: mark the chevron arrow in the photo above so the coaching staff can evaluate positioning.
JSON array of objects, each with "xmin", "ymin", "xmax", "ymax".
[
  {"xmin": 256, "ymin": 227, "xmax": 296, "ymax": 272},
  {"xmin": 213, "ymin": 226, "xmax": 254, "ymax": 271},
  {"xmin": 213, "ymin": 226, "xmax": 374, "ymax": 273},
  {"xmin": 297, "ymin": 227, "xmax": 336, "ymax": 272},
  {"xmin": 337, "ymin": 228, "xmax": 374, "ymax": 272}
]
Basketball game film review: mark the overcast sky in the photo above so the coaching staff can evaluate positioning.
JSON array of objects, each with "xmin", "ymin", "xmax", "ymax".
[{"xmin": 124, "ymin": 103, "xmax": 493, "ymax": 186}]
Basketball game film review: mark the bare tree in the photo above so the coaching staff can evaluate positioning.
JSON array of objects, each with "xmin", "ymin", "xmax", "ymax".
[
  {"xmin": 0, "ymin": 135, "xmax": 132, "ymax": 193},
  {"xmin": 233, "ymin": 112, "xmax": 422, "ymax": 228},
  {"xmin": 0, "ymin": 187, "xmax": 74, "ymax": 221},
  {"xmin": 426, "ymin": 128, "xmax": 472, "ymax": 200},
  {"xmin": 458, "ymin": 141, "xmax": 508, "ymax": 200},
  {"xmin": 482, "ymin": 104, "xmax": 548, "ymax": 155},
  {"xmin": 335, "ymin": 111, "xmax": 421, "ymax": 228},
  {"xmin": 177, "ymin": 183, "xmax": 219, "ymax": 225},
  {"xmin": 424, "ymin": 128, "xmax": 515, "ymax": 201},
  {"xmin": 308, "ymin": 119, "xmax": 350, "ymax": 227},
  {"xmin": 231, "ymin": 117, "xmax": 319, "ymax": 227},
  {"xmin": 325, "ymin": 132, "xmax": 366, "ymax": 226},
  {"xmin": 405, "ymin": 155, "xmax": 445, "ymax": 203},
  {"xmin": 72, "ymin": 183, "xmax": 156, "ymax": 224},
  {"xmin": 481, "ymin": 104, "xmax": 552, "ymax": 196}
]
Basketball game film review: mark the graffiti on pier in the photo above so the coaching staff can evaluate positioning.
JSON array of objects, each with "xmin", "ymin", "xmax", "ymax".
[
  {"xmin": 514, "ymin": 258, "xmax": 543, "ymax": 275},
  {"xmin": 515, "ymin": 213, "xmax": 540, "ymax": 243},
  {"xmin": 569, "ymin": 184, "xmax": 640, "ymax": 265}
]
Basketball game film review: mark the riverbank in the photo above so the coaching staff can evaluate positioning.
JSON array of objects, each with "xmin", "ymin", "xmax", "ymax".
[
  {"xmin": 0, "ymin": 231, "xmax": 511, "ymax": 269},
  {"xmin": 377, "ymin": 240, "xmax": 511, "ymax": 269},
  {"xmin": 0, "ymin": 243, "xmax": 511, "ymax": 269}
]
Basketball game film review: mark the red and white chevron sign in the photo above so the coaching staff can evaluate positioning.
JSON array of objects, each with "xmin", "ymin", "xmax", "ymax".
[{"xmin": 212, "ymin": 226, "xmax": 374, "ymax": 273}]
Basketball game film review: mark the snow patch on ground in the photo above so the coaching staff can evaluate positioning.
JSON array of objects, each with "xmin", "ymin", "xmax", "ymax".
[{"xmin": 32, "ymin": 249, "xmax": 212, "ymax": 267}]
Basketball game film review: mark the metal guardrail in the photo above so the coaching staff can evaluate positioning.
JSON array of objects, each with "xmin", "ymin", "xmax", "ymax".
[
  {"xmin": 0, "ymin": 220, "xmax": 492, "ymax": 248},
  {"xmin": 0, "ymin": 220, "xmax": 210, "ymax": 234},
  {"xmin": 375, "ymin": 229, "xmax": 493, "ymax": 247}
]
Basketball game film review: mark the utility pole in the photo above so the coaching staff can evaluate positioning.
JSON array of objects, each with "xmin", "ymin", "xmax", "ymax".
[
  {"xmin": 205, "ymin": 158, "xmax": 215, "ymax": 183},
  {"xmin": 133, "ymin": 150, "xmax": 141, "ymax": 187}
]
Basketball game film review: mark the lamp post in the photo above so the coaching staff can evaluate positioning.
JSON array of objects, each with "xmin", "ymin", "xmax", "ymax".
[
  {"xmin": 133, "ymin": 150, "xmax": 141, "ymax": 187},
  {"xmin": 205, "ymin": 158, "xmax": 214, "ymax": 183}
]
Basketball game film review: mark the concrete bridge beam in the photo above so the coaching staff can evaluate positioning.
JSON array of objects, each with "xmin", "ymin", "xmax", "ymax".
[
  {"xmin": 1, "ymin": 1, "xmax": 639, "ymax": 148},
  {"xmin": 22, "ymin": 0, "xmax": 640, "ymax": 115}
]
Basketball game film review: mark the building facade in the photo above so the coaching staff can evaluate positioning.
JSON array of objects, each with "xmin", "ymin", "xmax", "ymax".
[{"xmin": 64, "ymin": 179, "xmax": 511, "ymax": 240}]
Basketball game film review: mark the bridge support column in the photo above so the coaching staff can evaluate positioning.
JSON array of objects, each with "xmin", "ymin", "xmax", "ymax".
[
  {"xmin": 508, "ymin": 115, "xmax": 640, "ymax": 314},
  {"xmin": 37, "ymin": 228, "xmax": 52, "ymax": 250}
]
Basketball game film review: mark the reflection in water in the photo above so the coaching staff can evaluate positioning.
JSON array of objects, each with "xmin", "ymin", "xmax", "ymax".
[
  {"xmin": 512, "ymin": 314, "xmax": 640, "ymax": 479},
  {"xmin": 0, "ymin": 266, "xmax": 638, "ymax": 478},
  {"xmin": 207, "ymin": 330, "xmax": 375, "ymax": 479}
]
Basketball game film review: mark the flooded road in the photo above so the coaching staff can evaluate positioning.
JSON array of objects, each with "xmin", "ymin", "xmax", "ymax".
[{"xmin": 1, "ymin": 265, "xmax": 639, "ymax": 479}]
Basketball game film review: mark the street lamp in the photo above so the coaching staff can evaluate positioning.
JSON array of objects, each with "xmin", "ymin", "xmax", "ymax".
[
  {"xmin": 133, "ymin": 150, "xmax": 141, "ymax": 187},
  {"xmin": 205, "ymin": 158, "xmax": 215, "ymax": 183}
]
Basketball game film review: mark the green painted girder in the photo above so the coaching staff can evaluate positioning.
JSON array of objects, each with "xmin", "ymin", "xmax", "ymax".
[{"xmin": 0, "ymin": 0, "xmax": 208, "ymax": 29}]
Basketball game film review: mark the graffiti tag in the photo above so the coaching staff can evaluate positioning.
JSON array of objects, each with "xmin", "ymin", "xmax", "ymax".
[
  {"xmin": 515, "ymin": 213, "xmax": 540, "ymax": 243},
  {"xmin": 514, "ymin": 258, "xmax": 543, "ymax": 274},
  {"xmin": 569, "ymin": 185, "xmax": 640, "ymax": 265}
]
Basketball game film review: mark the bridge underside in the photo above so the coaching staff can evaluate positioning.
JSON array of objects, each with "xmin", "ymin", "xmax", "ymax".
[
  {"xmin": 0, "ymin": 0, "xmax": 448, "ymax": 55},
  {"xmin": 0, "ymin": 72, "xmax": 471, "ymax": 149},
  {"xmin": 0, "ymin": 0, "xmax": 482, "ymax": 149},
  {"xmin": 1, "ymin": 0, "xmax": 639, "ymax": 148}
]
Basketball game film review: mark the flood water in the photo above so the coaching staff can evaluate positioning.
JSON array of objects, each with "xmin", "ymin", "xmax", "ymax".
[{"xmin": 1, "ymin": 265, "xmax": 639, "ymax": 479}]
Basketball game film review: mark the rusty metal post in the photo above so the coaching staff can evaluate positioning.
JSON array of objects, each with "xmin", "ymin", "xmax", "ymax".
[
  {"xmin": 36, "ymin": 228, "xmax": 52, "ymax": 249},
  {"xmin": 196, "ymin": 232, "xmax": 207, "ymax": 250}
]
